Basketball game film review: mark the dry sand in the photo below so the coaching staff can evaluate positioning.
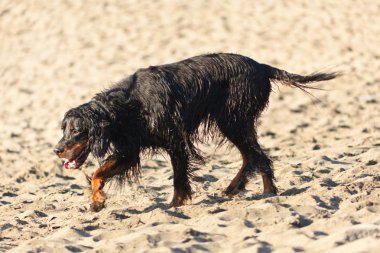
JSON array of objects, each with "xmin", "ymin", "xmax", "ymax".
[{"xmin": 1, "ymin": 0, "xmax": 379, "ymax": 252}]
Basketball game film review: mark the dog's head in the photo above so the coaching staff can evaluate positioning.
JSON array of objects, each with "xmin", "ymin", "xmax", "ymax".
[{"xmin": 54, "ymin": 102, "xmax": 112, "ymax": 169}]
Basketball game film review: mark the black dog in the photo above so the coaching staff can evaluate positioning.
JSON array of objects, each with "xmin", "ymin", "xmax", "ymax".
[{"xmin": 54, "ymin": 53, "xmax": 338, "ymax": 211}]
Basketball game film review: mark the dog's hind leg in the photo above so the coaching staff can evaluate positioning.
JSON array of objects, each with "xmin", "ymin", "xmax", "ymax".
[
  {"xmin": 225, "ymin": 138, "xmax": 277, "ymax": 196},
  {"xmin": 247, "ymin": 140, "xmax": 277, "ymax": 195},
  {"xmin": 217, "ymin": 122, "xmax": 277, "ymax": 196},
  {"xmin": 223, "ymin": 150, "xmax": 248, "ymax": 195}
]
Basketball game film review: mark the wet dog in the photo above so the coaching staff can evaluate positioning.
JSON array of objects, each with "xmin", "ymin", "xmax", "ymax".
[{"xmin": 54, "ymin": 53, "xmax": 338, "ymax": 211}]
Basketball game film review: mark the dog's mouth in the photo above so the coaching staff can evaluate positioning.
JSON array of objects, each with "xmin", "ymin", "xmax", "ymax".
[{"xmin": 63, "ymin": 149, "xmax": 89, "ymax": 169}]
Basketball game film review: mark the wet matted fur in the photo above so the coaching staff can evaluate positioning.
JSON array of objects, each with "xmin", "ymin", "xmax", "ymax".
[{"xmin": 54, "ymin": 53, "xmax": 339, "ymax": 211}]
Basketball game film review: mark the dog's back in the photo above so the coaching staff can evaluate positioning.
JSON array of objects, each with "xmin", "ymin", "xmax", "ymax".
[{"xmin": 122, "ymin": 54, "xmax": 270, "ymax": 133}]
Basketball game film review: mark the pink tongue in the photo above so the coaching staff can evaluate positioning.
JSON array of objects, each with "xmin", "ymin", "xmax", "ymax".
[{"xmin": 64, "ymin": 159, "xmax": 77, "ymax": 169}]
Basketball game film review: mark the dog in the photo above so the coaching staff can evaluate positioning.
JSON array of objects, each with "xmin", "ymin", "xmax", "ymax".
[{"xmin": 54, "ymin": 53, "xmax": 338, "ymax": 211}]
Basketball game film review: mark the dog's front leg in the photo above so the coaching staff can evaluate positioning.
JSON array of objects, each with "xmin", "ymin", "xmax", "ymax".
[{"xmin": 90, "ymin": 159, "xmax": 118, "ymax": 212}]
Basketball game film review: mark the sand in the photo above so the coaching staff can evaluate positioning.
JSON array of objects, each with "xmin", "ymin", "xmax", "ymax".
[{"xmin": 1, "ymin": 0, "xmax": 379, "ymax": 252}]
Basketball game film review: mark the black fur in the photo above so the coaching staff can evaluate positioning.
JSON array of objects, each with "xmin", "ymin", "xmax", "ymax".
[{"xmin": 57, "ymin": 53, "xmax": 339, "ymax": 202}]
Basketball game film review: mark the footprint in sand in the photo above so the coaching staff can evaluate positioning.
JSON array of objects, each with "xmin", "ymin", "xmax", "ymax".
[
  {"xmin": 280, "ymin": 186, "xmax": 309, "ymax": 196},
  {"xmin": 312, "ymin": 195, "xmax": 342, "ymax": 210},
  {"xmin": 185, "ymin": 228, "xmax": 213, "ymax": 243},
  {"xmin": 33, "ymin": 210, "xmax": 48, "ymax": 218},
  {"xmin": 2, "ymin": 192, "xmax": 18, "ymax": 197},
  {"xmin": 334, "ymin": 224, "xmax": 380, "ymax": 246},
  {"xmin": 110, "ymin": 211, "xmax": 130, "ymax": 220},
  {"xmin": 366, "ymin": 160, "xmax": 377, "ymax": 166},
  {"xmin": 320, "ymin": 178, "xmax": 339, "ymax": 188}
]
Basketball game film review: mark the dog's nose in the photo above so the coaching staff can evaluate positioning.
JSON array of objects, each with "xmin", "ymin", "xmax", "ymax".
[{"xmin": 54, "ymin": 147, "xmax": 64, "ymax": 155}]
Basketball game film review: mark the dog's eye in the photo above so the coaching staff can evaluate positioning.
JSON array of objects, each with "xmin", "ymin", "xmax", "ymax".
[{"xmin": 72, "ymin": 129, "xmax": 81, "ymax": 135}]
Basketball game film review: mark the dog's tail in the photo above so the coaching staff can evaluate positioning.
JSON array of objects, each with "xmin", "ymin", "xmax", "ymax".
[{"xmin": 262, "ymin": 64, "xmax": 340, "ymax": 93}]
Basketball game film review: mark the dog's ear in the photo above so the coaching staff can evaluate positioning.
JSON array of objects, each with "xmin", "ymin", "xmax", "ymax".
[{"xmin": 88, "ymin": 112, "xmax": 112, "ymax": 158}]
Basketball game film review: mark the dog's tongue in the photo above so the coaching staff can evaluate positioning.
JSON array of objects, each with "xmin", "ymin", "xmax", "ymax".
[{"xmin": 64, "ymin": 159, "xmax": 77, "ymax": 169}]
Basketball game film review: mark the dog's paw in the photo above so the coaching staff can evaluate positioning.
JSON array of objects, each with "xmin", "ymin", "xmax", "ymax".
[
  {"xmin": 223, "ymin": 186, "xmax": 240, "ymax": 197},
  {"xmin": 90, "ymin": 190, "xmax": 106, "ymax": 212},
  {"xmin": 263, "ymin": 185, "xmax": 278, "ymax": 195},
  {"xmin": 170, "ymin": 199, "xmax": 184, "ymax": 208},
  {"xmin": 170, "ymin": 196, "xmax": 190, "ymax": 207},
  {"xmin": 90, "ymin": 201, "xmax": 105, "ymax": 212}
]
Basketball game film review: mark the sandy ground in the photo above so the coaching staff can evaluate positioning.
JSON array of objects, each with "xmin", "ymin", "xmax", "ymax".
[{"xmin": 1, "ymin": 0, "xmax": 379, "ymax": 252}]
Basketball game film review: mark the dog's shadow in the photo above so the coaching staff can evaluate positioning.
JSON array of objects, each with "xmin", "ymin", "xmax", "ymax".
[
  {"xmin": 194, "ymin": 193, "xmax": 231, "ymax": 206},
  {"xmin": 114, "ymin": 191, "xmax": 231, "ymax": 220},
  {"xmin": 119, "ymin": 202, "xmax": 192, "ymax": 220}
]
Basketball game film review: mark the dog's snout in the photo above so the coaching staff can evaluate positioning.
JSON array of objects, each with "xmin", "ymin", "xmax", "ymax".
[{"xmin": 54, "ymin": 147, "xmax": 64, "ymax": 155}]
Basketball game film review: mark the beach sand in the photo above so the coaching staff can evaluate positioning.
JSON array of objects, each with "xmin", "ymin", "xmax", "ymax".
[{"xmin": 0, "ymin": 0, "xmax": 379, "ymax": 252}]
